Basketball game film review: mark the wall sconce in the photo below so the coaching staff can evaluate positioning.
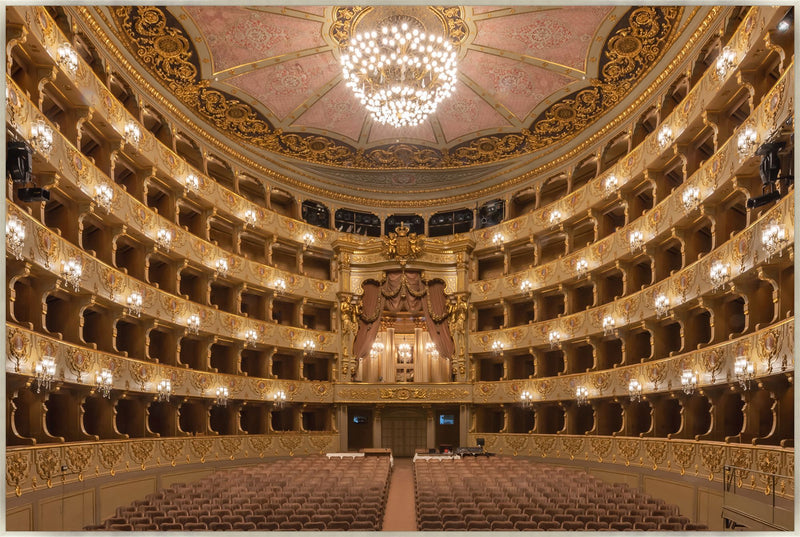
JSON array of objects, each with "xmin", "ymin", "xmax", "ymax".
[
  {"xmin": 520, "ymin": 279, "xmax": 533, "ymax": 297},
  {"xmin": 302, "ymin": 232, "xmax": 315, "ymax": 249},
  {"xmin": 244, "ymin": 329, "xmax": 258, "ymax": 348},
  {"xmin": 737, "ymin": 126, "xmax": 758, "ymax": 158},
  {"xmin": 397, "ymin": 343, "xmax": 412, "ymax": 363},
  {"xmin": 126, "ymin": 291, "xmax": 143, "ymax": 317},
  {"xmin": 629, "ymin": 230, "xmax": 644, "ymax": 253},
  {"xmin": 61, "ymin": 257, "xmax": 82, "ymax": 291},
  {"xmin": 549, "ymin": 210, "xmax": 562, "ymax": 226},
  {"xmin": 734, "ymin": 356, "xmax": 755, "ymax": 390},
  {"xmin": 709, "ymin": 261, "xmax": 729, "ymax": 291},
  {"xmin": 492, "ymin": 232, "xmax": 505, "ymax": 250},
  {"xmin": 57, "ymin": 42, "xmax": 79, "ymax": 74},
  {"xmin": 602, "ymin": 315, "xmax": 616, "ymax": 337},
  {"xmin": 124, "ymin": 121, "xmax": 141, "ymax": 146},
  {"xmin": 628, "ymin": 379, "xmax": 642, "ymax": 402},
  {"xmin": 215, "ymin": 386, "xmax": 229, "ymax": 407},
  {"xmin": 604, "ymin": 174, "xmax": 618, "ymax": 193},
  {"xmin": 186, "ymin": 314, "xmax": 201, "ymax": 335},
  {"xmin": 575, "ymin": 258, "xmax": 588, "ymax": 278},
  {"xmin": 95, "ymin": 369, "xmax": 113, "ymax": 398},
  {"xmin": 6, "ymin": 216, "xmax": 25, "ymax": 260},
  {"xmin": 576, "ymin": 386, "xmax": 589, "ymax": 406},
  {"xmin": 715, "ymin": 46, "xmax": 736, "ymax": 78},
  {"xmin": 657, "ymin": 125, "xmax": 673, "ymax": 149},
  {"xmin": 654, "ymin": 294, "xmax": 670, "ymax": 318},
  {"xmin": 156, "ymin": 228, "xmax": 173, "ymax": 250},
  {"xmin": 273, "ymin": 390, "xmax": 287, "ymax": 408},
  {"xmin": 273, "ymin": 278, "xmax": 287, "ymax": 295},
  {"xmin": 30, "ymin": 120, "xmax": 54, "ymax": 157},
  {"xmin": 34, "ymin": 355, "xmax": 56, "ymax": 393},
  {"xmin": 157, "ymin": 379, "xmax": 171, "ymax": 402},
  {"xmin": 215, "ymin": 258, "xmax": 229, "ymax": 278},
  {"xmin": 520, "ymin": 390, "xmax": 533, "ymax": 408},
  {"xmin": 303, "ymin": 339, "xmax": 316, "ymax": 355},
  {"xmin": 370, "ymin": 341, "xmax": 385, "ymax": 359},
  {"xmin": 94, "ymin": 184, "xmax": 114, "ymax": 212},
  {"xmin": 681, "ymin": 369, "xmax": 697, "ymax": 395},
  {"xmin": 761, "ymin": 220, "xmax": 787, "ymax": 260},
  {"xmin": 184, "ymin": 173, "xmax": 199, "ymax": 194},
  {"xmin": 243, "ymin": 209, "xmax": 257, "ymax": 228},
  {"xmin": 491, "ymin": 341, "xmax": 504, "ymax": 356},
  {"xmin": 681, "ymin": 186, "xmax": 700, "ymax": 212},
  {"xmin": 425, "ymin": 341, "xmax": 439, "ymax": 360},
  {"xmin": 548, "ymin": 330, "xmax": 561, "ymax": 349}
]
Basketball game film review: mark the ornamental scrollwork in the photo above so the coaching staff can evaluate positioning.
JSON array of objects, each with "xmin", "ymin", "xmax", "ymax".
[
  {"xmin": 99, "ymin": 443, "xmax": 124, "ymax": 473},
  {"xmin": 644, "ymin": 440, "xmax": 668, "ymax": 470},
  {"xmin": 220, "ymin": 437, "xmax": 243, "ymax": 460},
  {"xmin": 65, "ymin": 445, "xmax": 93, "ymax": 477},
  {"xmin": 7, "ymin": 328, "xmax": 30, "ymax": 372},
  {"xmin": 249, "ymin": 436, "xmax": 273, "ymax": 456},
  {"xmin": 309, "ymin": 435, "xmax": 333, "ymax": 454},
  {"xmin": 561, "ymin": 437, "xmax": 584, "ymax": 461},
  {"xmin": 35, "ymin": 448, "xmax": 61, "ymax": 487},
  {"xmin": 533, "ymin": 436, "xmax": 556, "ymax": 458},
  {"xmin": 671, "ymin": 443, "xmax": 696, "ymax": 475},
  {"xmin": 160, "ymin": 439, "xmax": 184, "ymax": 465},
  {"xmin": 617, "ymin": 438, "xmax": 640, "ymax": 466},
  {"xmin": 279, "ymin": 435, "xmax": 302, "ymax": 456},
  {"xmin": 190, "ymin": 438, "xmax": 213, "ymax": 462},
  {"xmin": 130, "ymin": 440, "xmax": 154, "ymax": 469},
  {"xmin": 6, "ymin": 452, "xmax": 30, "ymax": 496},
  {"xmin": 699, "ymin": 445, "xmax": 725, "ymax": 480},
  {"xmin": 590, "ymin": 438, "xmax": 613, "ymax": 462}
]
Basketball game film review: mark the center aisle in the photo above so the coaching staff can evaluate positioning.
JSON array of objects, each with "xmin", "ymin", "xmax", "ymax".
[{"xmin": 382, "ymin": 458, "xmax": 417, "ymax": 531}]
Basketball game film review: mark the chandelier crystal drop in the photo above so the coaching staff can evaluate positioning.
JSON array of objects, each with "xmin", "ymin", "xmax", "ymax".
[
  {"xmin": 549, "ymin": 210, "xmax": 562, "ymax": 226},
  {"xmin": 273, "ymin": 278, "xmax": 287, "ymax": 295},
  {"xmin": 156, "ymin": 228, "xmax": 173, "ymax": 250},
  {"xmin": 215, "ymin": 258, "xmax": 229, "ymax": 278},
  {"xmin": 575, "ymin": 258, "xmax": 588, "ymax": 278},
  {"xmin": 124, "ymin": 121, "xmax": 141, "ymax": 146},
  {"xmin": 761, "ymin": 221, "xmax": 787, "ymax": 260},
  {"xmin": 302, "ymin": 232, "xmax": 315, "ymax": 249},
  {"xmin": 682, "ymin": 186, "xmax": 700, "ymax": 212},
  {"xmin": 340, "ymin": 20, "xmax": 458, "ymax": 128},
  {"xmin": 629, "ymin": 229, "xmax": 644, "ymax": 253},
  {"xmin": 654, "ymin": 294, "xmax": 670, "ymax": 318},
  {"xmin": 548, "ymin": 330, "xmax": 561, "ymax": 349},
  {"xmin": 520, "ymin": 279, "xmax": 533, "ymax": 297},
  {"xmin": 716, "ymin": 46, "xmax": 736, "ymax": 78},
  {"xmin": 657, "ymin": 125, "xmax": 673, "ymax": 149},
  {"xmin": 709, "ymin": 261, "xmax": 730, "ymax": 291},
  {"xmin": 734, "ymin": 356, "xmax": 755, "ymax": 390},
  {"xmin": 602, "ymin": 315, "xmax": 616, "ymax": 337},
  {"xmin": 186, "ymin": 314, "xmax": 201, "ymax": 335},
  {"xmin": 184, "ymin": 173, "xmax": 199, "ymax": 194},
  {"xmin": 6, "ymin": 216, "xmax": 25, "ymax": 260},
  {"xmin": 737, "ymin": 126, "xmax": 757, "ymax": 158},
  {"xmin": 604, "ymin": 174, "xmax": 618, "ymax": 193},
  {"xmin": 243, "ymin": 209, "xmax": 257, "ymax": 228}
]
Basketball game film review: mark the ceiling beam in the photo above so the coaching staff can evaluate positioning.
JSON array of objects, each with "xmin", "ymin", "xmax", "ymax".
[
  {"xmin": 457, "ymin": 72, "xmax": 521, "ymax": 127},
  {"xmin": 466, "ymin": 44, "xmax": 586, "ymax": 79},
  {"xmin": 213, "ymin": 46, "xmax": 333, "ymax": 79}
]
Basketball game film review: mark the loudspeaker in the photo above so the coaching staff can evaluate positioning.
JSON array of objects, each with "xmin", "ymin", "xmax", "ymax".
[
  {"xmin": 17, "ymin": 187, "xmax": 50, "ymax": 202},
  {"xmin": 7, "ymin": 142, "xmax": 32, "ymax": 183}
]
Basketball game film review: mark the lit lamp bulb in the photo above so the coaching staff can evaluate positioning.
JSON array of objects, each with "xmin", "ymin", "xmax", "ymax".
[
  {"xmin": 61, "ymin": 257, "xmax": 83, "ymax": 291},
  {"xmin": 184, "ymin": 173, "xmax": 199, "ymax": 194},
  {"xmin": 215, "ymin": 258, "xmax": 229, "ymax": 278},
  {"xmin": 303, "ymin": 340, "xmax": 316, "ymax": 355},
  {"xmin": 57, "ymin": 42, "xmax": 79, "ymax": 74},
  {"xmin": 604, "ymin": 174, "xmax": 618, "ymax": 193},
  {"xmin": 370, "ymin": 341, "xmax": 385, "ymax": 359},
  {"xmin": 629, "ymin": 230, "xmax": 644, "ymax": 253},
  {"xmin": 548, "ymin": 330, "xmax": 561, "ymax": 349},
  {"xmin": 681, "ymin": 369, "xmax": 697, "ymax": 395},
  {"xmin": 654, "ymin": 294, "xmax": 670, "ymax": 318},
  {"xmin": 126, "ymin": 291, "xmax": 143, "ymax": 317},
  {"xmin": 492, "ymin": 232, "xmax": 505, "ymax": 249},
  {"xmin": 576, "ymin": 386, "xmax": 589, "ymax": 406},
  {"xmin": 682, "ymin": 186, "xmax": 700, "ymax": 212},
  {"xmin": 734, "ymin": 356, "xmax": 754, "ymax": 390},
  {"xmin": 628, "ymin": 379, "xmax": 642, "ymax": 402},
  {"xmin": 715, "ymin": 46, "xmax": 736, "ymax": 78},
  {"xmin": 520, "ymin": 279, "xmax": 533, "ymax": 297},
  {"xmin": 575, "ymin": 258, "xmax": 588, "ymax": 277},
  {"xmin": 273, "ymin": 278, "xmax": 287, "ymax": 295},
  {"xmin": 186, "ymin": 314, "xmax": 200, "ymax": 335},
  {"xmin": 30, "ymin": 120, "xmax": 54, "ymax": 157},
  {"xmin": 737, "ymin": 126, "xmax": 757, "ymax": 158},
  {"xmin": 215, "ymin": 386, "xmax": 229, "ymax": 407},
  {"xmin": 709, "ymin": 261, "xmax": 729, "ymax": 291},
  {"xmin": 243, "ymin": 209, "xmax": 257, "ymax": 228},
  {"xmin": 6, "ymin": 216, "xmax": 25, "ymax": 260},
  {"xmin": 34, "ymin": 355, "xmax": 57, "ymax": 393},
  {"xmin": 602, "ymin": 315, "xmax": 616, "ymax": 337},
  {"xmin": 491, "ymin": 340, "xmax": 504, "ymax": 355},
  {"xmin": 657, "ymin": 125, "xmax": 673, "ymax": 149},
  {"xmin": 155, "ymin": 228, "xmax": 173, "ymax": 250},
  {"xmin": 761, "ymin": 221, "xmax": 787, "ymax": 260},
  {"xmin": 425, "ymin": 341, "xmax": 439, "ymax": 359},
  {"xmin": 520, "ymin": 390, "xmax": 533, "ymax": 407},
  {"xmin": 302, "ymin": 232, "xmax": 315, "ymax": 249},
  {"xmin": 95, "ymin": 369, "xmax": 113, "ymax": 398},
  {"xmin": 124, "ymin": 121, "xmax": 141, "ymax": 146},
  {"xmin": 549, "ymin": 210, "xmax": 562, "ymax": 226},
  {"xmin": 244, "ymin": 329, "xmax": 258, "ymax": 348},
  {"xmin": 273, "ymin": 389, "xmax": 287, "ymax": 407},
  {"xmin": 94, "ymin": 184, "xmax": 114, "ymax": 212},
  {"xmin": 157, "ymin": 379, "xmax": 171, "ymax": 402}
]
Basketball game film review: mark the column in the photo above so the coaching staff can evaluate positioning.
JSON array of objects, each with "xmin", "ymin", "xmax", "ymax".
[
  {"xmin": 337, "ymin": 405, "xmax": 348, "ymax": 451},
  {"xmin": 459, "ymin": 404, "xmax": 469, "ymax": 447},
  {"xmin": 373, "ymin": 405, "xmax": 383, "ymax": 448},
  {"xmin": 425, "ymin": 405, "xmax": 435, "ymax": 451}
]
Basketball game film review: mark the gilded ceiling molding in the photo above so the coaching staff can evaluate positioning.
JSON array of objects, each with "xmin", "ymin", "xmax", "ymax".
[{"xmin": 110, "ymin": 6, "xmax": 683, "ymax": 170}]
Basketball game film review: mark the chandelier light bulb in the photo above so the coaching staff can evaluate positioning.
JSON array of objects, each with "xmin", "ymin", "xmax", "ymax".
[
  {"xmin": 491, "ymin": 340, "xmax": 504, "ymax": 355},
  {"xmin": 124, "ymin": 121, "xmax": 141, "ymax": 146},
  {"xmin": 602, "ymin": 315, "xmax": 616, "ymax": 337},
  {"xmin": 520, "ymin": 389, "xmax": 533, "ymax": 407},
  {"xmin": 6, "ymin": 216, "xmax": 25, "ymax": 260},
  {"xmin": 629, "ymin": 229, "xmax": 644, "ymax": 253},
  {"xmin": 575, "ymin": 258, "xmax": 588, "ymax": 277},
  {"xmin": 734, "ymin": 356, "xmax": 755, "ymax": 390},
  {"xmin": 628, "ymin": 379, "xmax": 642, "ymax": 402},
  {"xmin": 761, "ymin": 221, "xmax": 787, "ymax": 260},
  {"xmin": 681, "ymin": 369, "xmax": 697, "ymax": 395},
  {"xmin": 30, "ymin": 120, "xmax": 54, "ymax": 157},
  {"xmin": 370, "ymin": 341, "xmax": 385, "ymax": 359},
  {"xmin": 95, "ymin": 369, "xmax": 113, "ymax": 398},
  {"xmin": 34, "ymin": 355, "xmax": 57, "ymax": 393},
  {"xmin": 654, "ymin": 294, "xmax": 670, "ymax": 318},
  {"xmin": 425, "ymin": 341, "xmax": 439, "ymax": 359},
  {"xmin": 156, "ymin": 228, "xmax": 173, "ymax": 250},
  {"xmin": 57, "ymin": 42, "xmax": 79, "ymax": 74},
  {"xmin": 61, "ymin": 257, "xmax": 82, "ymax": 291},
  {"xmin": 245, "ymin": 329, "xmax": 258, "ymax": 348},
  {"xmin": 127, "ymin": 291, "xmax": 143, "ymax": 317},
  {"xmin": 157, "ymin": 379, "xmax": 171, "ymax": 402},
  {"xmin": 215, "ymin": 386, "xmax": 229, "ymax": 407},
  {"xmin": 397, "ymin": 343, "xmax": 412, "ymax": 361},
  {"xmin": 273, "ymin": 389, "xmax": 287, "ymax": 407},
  {"xmin": 576, "ymin": 386, "xmax": 589, "ymax": 406},
  {"xmin": 273, "ymin": 277, "xmax": 287, "ymax": 295},
  {"xmin": 303, "ymin": 339, "xmax": 316, "ymax": 355},
  {"xmin": 302, "ymin": 232, "xmax": 315, "ymax": 249},
  {"xmin": 548, "ymin": 330, "xmax": 562, "ymax": 349},
  {"xmin": 709, "ymin": 261, "xmax": 729, "ymax": 291},
  {"xmin": 520, "ymin": 279, "xmax": 533, "ymax": 297},
  {"xmin": 778, "ymin": 19, "xmax": 791, "ymax": 32},
  {"xmin": 341, "ymin": 21, "xmax": 457, "ymax": 127},
  {"xmin": 94, "ymin": 184, "xmax": 114, "ymax": 212},
  {"xmin": 657, "ymin": 125, "xmax": 673, "ymax": 149},
  {"xmin": 186, "ymin": 314, "xmax": 201, "ymax": 335},
  {"xmin": 492, "ymin": 232, "xmax": 505, "ymax": 248}
]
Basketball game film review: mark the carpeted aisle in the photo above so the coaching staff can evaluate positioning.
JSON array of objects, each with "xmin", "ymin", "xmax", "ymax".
[{"xmin": 382, "ymin": 458, "xmax": 417, "ymax": 531}]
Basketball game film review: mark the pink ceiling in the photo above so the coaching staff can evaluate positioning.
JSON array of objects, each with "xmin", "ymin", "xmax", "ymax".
[
  {"xmin": 472, "ymin": 6, "xmax": 612, "ymax": 70},
  {"xmin": 177, "ymin": 6, "xmax": 618, "ymax": 152}
]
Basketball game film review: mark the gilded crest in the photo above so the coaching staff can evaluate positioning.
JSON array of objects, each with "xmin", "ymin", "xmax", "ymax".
[{"xmin": 382, "ymin": 225, "xmax": 424, "ymax": 262}]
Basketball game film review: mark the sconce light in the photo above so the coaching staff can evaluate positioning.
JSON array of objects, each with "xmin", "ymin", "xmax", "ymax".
[
  {"xmin": 576, "ymin": 386, "xmax": 589, "ymax": 406},
  {"xmin": 397, "ymin": 343, "xmax": 412, "ymax": 362},
  {"xmin": 492, "ymin": 232, "xmax": 505, "ymax": 250},
  {"xmin": 126, "ymin": 291, "xmax": 143, "ymax": 318},
  {"xmin": 273, "ymin": 389, "xmax": 287, "ymax": 408},
  {"xmin": 244, "ymin": 329, "xmax": 258, "ymax": 348},
  {"xmin": 124, "ymin": 121, "xmax": 141, "ymax": 146},
  {"xmin": 681, "ymin": 186, "xmax": 700, "ymax": 212},
  {"xmin": 95, "ymin": 369, "xmax": 113, "ymax": 398},
  {"xmin": 186, "ymin": 314, "xmax": 201, "ymax": 335},
  {"xmin": 61, "ymin": 257, "xmax": 82, "ymax": 291},
  {"xmin": 491, "ymin": 340, "xmax": 504, "ymax": 356},
  {"xmin": 737, "ymin": 126, "xmax": 758, "ymax": 158},
  {"xmin": 575, "ymin": 258, "xmax": 588, "ymax": 278},
  {"xmin": 425, "ymin": 341, "xmax": 439, "ymax": 360},
  {"xmin": 34, "ymin": 355, "xmax": 56, "ymax": 393},
  {"xmin": 715, "ymin": 46, "xmax": 736, "ymax": 78},
  {"xmin": 709, "ymin": 261, "xmax": 729, "ymax": 291},
  {"xmin": 681, "ymin": 369, "xmax": 697, "ymax": 395},
  {"xmin": 302, "ymin": 232, "xmax": 315, "ymax": 249},
  {"xmin": 602, "ymin": 315, "xmax": 616, "ymax": 337},
  {"xmin": 155, "ymin": 228, "xmax": 173, "ymax": 250},
  {"xmin": 94, "ymin": 184, "xmax": 114, "ymax": 212},
  {"xmin": 654, "ymin": 294, "xmax": 670, "ymax": 318},
  {"xmin": 184, "ymin": 173, "xmax": 199, "ymax": 195},
  {"xmin": 30, "ymin": 120, "xmax": 54, "ymax": 157},
  {"xmin": 734, "ymin": 356, "xmax": 755, "ymax": 390},
  {"xmin": 520, "ymin": 279, "xmax": 533, "ymax": 298},
  {"xmin": 628, "ymin": 379, "xmax": 642, "ymax": 402},
  {"xmin": 243, "ymin": 209, "xmax": 257, "ymax": 228},
  {"xmin": 215, "ymin": 258, "xmax": 229, "ymax": 278},
  {"xmin": 761, "ymin": 220, "xmax": 787, "ymax": 260},
  {"xmin": 657, "ymin": 125, "xmax": 673, "ymax": 150},
  {"xmin": 157, "ymin": 379, "xmax": 171, "ymax": 402},
  {"xmin": 215, "ymin": 386, "xmax": 229, "ymax": 407},
  {"xmin": 604, "ymin": 174, "xmax": 618, "ymax": 193},
  {"xmin": 57, "ymin": 42, "xmax": 79, "ymax": 74},
  {"xmin": 6, "ymin": 216, "xmax": 25, "ymax": 260},
  {"xmin": 303, "ymin": 339, "xmax": 316, "ymax": 355},
  {"xmin": 778, "ymin": 19, "xmax": 791, "ymax": 32},
  {"xmin": 548, "ymin": 330, "xmax": 561, "ymax": 350},
  {"xmin": 520, "ymin": 390, "xmax": 533, "ymax": 408},
  {"xmin": 549, "ymin": 210, "xmax": 562, "ymax": 226},
  {"xmin": 629, "ymin": 230, "xmax": 644, "ymax": 253},
  {"xmin": 370, "ymin": 341, "xmax": 385, "ymax": 359},
  {"xmin": 272, "ymin": 278, "xmax": 287, "ymax": 295}
]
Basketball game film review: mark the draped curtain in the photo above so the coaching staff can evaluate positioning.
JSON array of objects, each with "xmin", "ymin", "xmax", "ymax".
[{"xmin": 352, "ymin": 271, "xmax": 455, "ymax": 361}]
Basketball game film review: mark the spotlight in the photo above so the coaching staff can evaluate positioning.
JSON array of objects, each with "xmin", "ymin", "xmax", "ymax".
[
  {"xmin": 746, "ymin": 141, "xmax": 792, "ymax": 208},
  {"xmin": 7, "ymin": 142, "xmax": 32, "ymax": 183},
  {"xmin": 17, "ymin": 187, "xmax": 51, "ymax": 202}
]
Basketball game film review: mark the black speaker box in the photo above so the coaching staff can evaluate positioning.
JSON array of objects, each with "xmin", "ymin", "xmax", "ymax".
[{"xmin": 7, "ymin": 142, "xmax": 32, "ymax": 183}]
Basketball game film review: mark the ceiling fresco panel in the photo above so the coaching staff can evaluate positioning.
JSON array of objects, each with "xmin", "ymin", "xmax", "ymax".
[
  {"xmin": 437, "ymin": 82, "xmax": 515, "ymax": 143},
  {"xmin": 292, "ymin": 81, "xmax": 368, "ymax": 142},
  {"xmin": 368, "ymin": 117, "xmax": 438, "ymax": 146}
]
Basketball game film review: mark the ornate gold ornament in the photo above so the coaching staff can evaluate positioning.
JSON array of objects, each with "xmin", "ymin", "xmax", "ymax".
[{"xmin": 381, "ymin": 225, "xmax": 424, "ymax": 263}]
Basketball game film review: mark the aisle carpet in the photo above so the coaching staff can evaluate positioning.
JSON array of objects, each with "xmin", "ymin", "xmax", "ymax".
[{"xmin": 382, "ymin": 458, "xmax": 417, "ymax": 531}]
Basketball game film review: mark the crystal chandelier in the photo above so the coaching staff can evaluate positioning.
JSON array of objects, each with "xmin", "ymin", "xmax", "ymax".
[
  {"xmin": 273, "ymin": 389, "xmax": 287, "ymax": 408},
  {"xmin": 157, "ymin": 379, "xmax": 171, "ymax": 402},
  {"xmin": 215, "ymin": 386, "xmax": 229, "ymax": 407},
  {"xmin": 273, "ymin": 278, "xmax": 287, "ymax": 295},
  {"xmin": 370, "ymin": 341, "xmax": 385, "ymax": 359},
  {"xmin": 682, "ymin": 186, "xmax": 700, "ymax": 212},
  {"xmin": 628, "ymin": 379, "xmax": 642, "ymax": 402},
  {"xmin": 681, "ymin": 369, "xmax": 697, "ymax": 395},
  {"xmin": 57, "ymin": 42, "xmax": 79, "ymax": 74},
  {"xmin": 34, "ymin": 355, "xmax": 57, "ymax": 393},
  {"xmin": 520, "ymin": 279, "xmax": 533, "ymax": 297},
  {"xmin": 340, "ymin": 19, "xmax": 458, "ymax": 128},
  {"xmin": 425, "ymin": 341, "xmax": 439, "ymax": 359},
  {"xmin": 548, "ymin": 330, "xmax": 561, "ymax": 349},
  {"xmin": 184, "ymin": 173, "xmax": 199, "ymax": 194},
  {"xmin": 215, "ymin": 258, "xmax": 229, "ymax": 278},
  {"xmin": 6, "ymin": 216, "xmax": 25, "ymax": 260},
  {"xmin": 737, "ymin": 126, "xmax": 757, "ymax": 158},
  {"xmin": 302, "ymin": 232, "xmax": 315, "ymax": 249},
  {"xmin": 575, "ymin": 258, "xmax": 588, "ymax": 278},
  {"xmin": 734, "ymin": 356, "xmax": 754, "ymax": 390},
  {"xmin": 124, "ymin": 121, "xmax": 141, "ymax": 146},
  {"xmin": 602, "ymin": 315, "xmax": 616, "ymax": 337},
  {"xmin": 604, "ymin": 174, "xmax": 618, "ymax": 193},
  {"xmin": 126, "ymin": 291, "xmax": 143, "ymax": 317},
  {"xmin": 549, "ymin": 210, "xmax": 562, "ymax": 226},
  {"xmin": 244, "ymin": 329, "xmax": 258, "ymax": 348},
  {"xmin": 94, "ymin": 184, "xmax": 114, "ymax": 212},
  {"xmin": 243, "ymin": 209, "xmax": 257, "ymax": 228},
  {"xmin": 657, "ymin": 125, "xmax": 673, "ymax": 149},
  {"xmin": 30, "ymin": 120, "xmax": 54, "ymax": 157},
  {"xmin": 397, "ymin": 343, "xmax": 412, "ymax": 362},
  {"xmin": 303, "ymin": 340, "xmax": 316, "ymax": 355},
  {"xmin": 629, "ymin": 230, "xmax": 644, "ymax": 253},
  {"xmin": 491, "ymin": 341, "xmax": 503, "ymax": 355},
  {"xmin": 654, "ymin": 294, "xmax": 670, "ymax": 318},
  {"xmin": 709, "ymin": 261, "xmax": 729, "ymax": 291},
  {"xmin": 156, "ymin": 228, "xmax": 173, "ymax": 250},
  {"xmin": 761, "ymin": 220, "xmax": 787, "ymax": 260},
  {"xmin": 61, "ymin": 257, "xmax": 82, "ymax": 291},
  {"xmin": 492, "ymin": 232, "xmax": 505, "ymax": 249},
  {"xmin": 520, "ymin": 390, "xmax": 533, "ymax": 408},
  {"xmin": 95, "ymin": 369, "xmax": 113, "ymax": 398},
  {"xmin": 575, "ymin": 386, "xmax": 589, "ymax": 406},
  {"xmin": 715, "ymin": 46, "xmax": 736, "ymax": 78},
  {"xmin": 186, "ymin": 314, "xmax": 201, "ymax": 335}
]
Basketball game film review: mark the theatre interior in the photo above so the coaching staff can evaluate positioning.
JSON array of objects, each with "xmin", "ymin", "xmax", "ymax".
[{"xmin": 4, "ymin": 4, "xmax": 796, "ymax": 532}]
